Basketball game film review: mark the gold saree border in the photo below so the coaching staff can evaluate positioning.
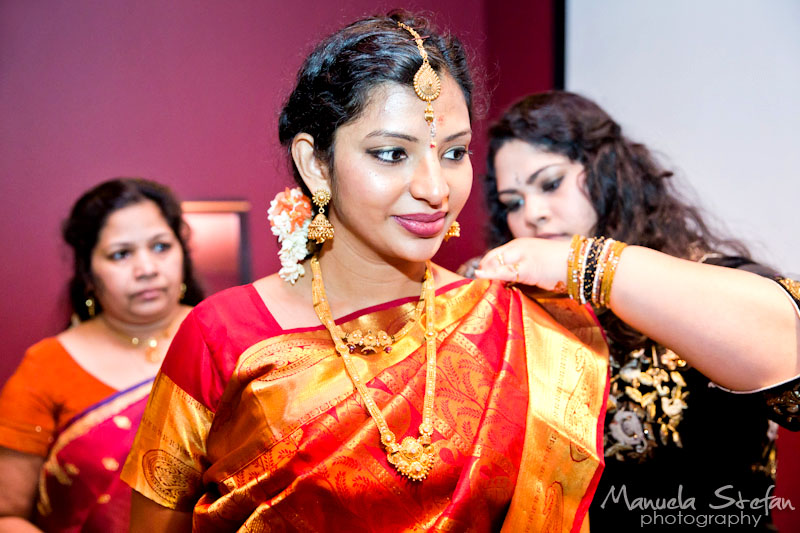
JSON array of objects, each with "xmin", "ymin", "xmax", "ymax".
[
  {"xmin": 120, "ymin": 373, "xmax": 213, "ymax": 510},
  {"xmin": 501, "ymin": 291, "xmax": 609, "ymax": 533}
]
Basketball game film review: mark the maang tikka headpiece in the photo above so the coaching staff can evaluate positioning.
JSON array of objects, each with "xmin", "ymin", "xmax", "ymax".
[{"xmin": 397, "ymin": 21, "xmax": 442, "ymax": 147}]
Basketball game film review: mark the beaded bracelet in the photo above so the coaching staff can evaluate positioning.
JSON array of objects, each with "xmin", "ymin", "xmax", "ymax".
[
  {"xmin": 566, "ymin": 234, "xmax": 628, "ymax": 308},
  {"xmin": 581, "ymin": 237, "xmax": 607, "ymax": 304},
  {"xmin": 567, "ymin": 235, "xmax": 592, "ymax": 302}
]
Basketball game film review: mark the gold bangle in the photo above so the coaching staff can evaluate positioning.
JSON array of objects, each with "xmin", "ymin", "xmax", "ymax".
[
  {"xmin": 566, "ymin": 234, "xmax": 587, "ymax": 301},
  {"xmin": 592, "ymin": 238, "xmax": 614, "ymax": 305},
  {"xmin": 566, "ymin": 234, "xmax": 581, "ymax": 300},
  {"xmin": 599, "ymin": 240, "xmax": 628, "ymax": 307}
]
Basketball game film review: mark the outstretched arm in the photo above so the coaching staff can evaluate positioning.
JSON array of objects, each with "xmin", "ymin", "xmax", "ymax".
[{"xmin": 476, "ymin": 238, "xmax": 800, "ymax": 391}]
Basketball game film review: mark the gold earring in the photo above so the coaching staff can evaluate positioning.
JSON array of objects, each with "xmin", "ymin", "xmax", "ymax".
[
  {"xmin": 444, "ymin": 221, "xmax": 461, "ymax": 241},
  {"xmin": 307, "ymin": 189, "xmax": 334, "ymax": 244},
  {"xmin": 85, "ymin": 296, "xmax": 96, "ymax": 318},
  {"xmin": 179, "ymin": 283, "xmax": 187, "ymax": 301}
]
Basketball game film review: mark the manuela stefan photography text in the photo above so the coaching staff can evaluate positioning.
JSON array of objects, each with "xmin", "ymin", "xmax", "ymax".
[{"xmin": 599, "ymin": 484, "xmax": 795, "ymax": 528}]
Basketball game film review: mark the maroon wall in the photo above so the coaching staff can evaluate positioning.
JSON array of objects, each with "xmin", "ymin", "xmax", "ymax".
[
  {"xmin": 0, "ymin": 1, "xmax": 556, "ymax": 382},
  {"xmin": 485, "ymin": 1, "xmax": 555, "ymax": 123}
]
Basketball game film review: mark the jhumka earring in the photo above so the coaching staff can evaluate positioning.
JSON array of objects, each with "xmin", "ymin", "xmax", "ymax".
[
  {"xmin": 85, "ymin": 296, "xmax": 96, "ymax": 318},
  {"xmin": 307, "ymin": 189, "xmax": 334, "ymax": 244},
  {"xmin": 179, "ymin": 282, "xmax": 187, "ymax": 301},
  {"xmin": 443, "ymin": 221, "xmax": 461, "ymax": 241},
  {"xmin": 397, "ymin": 22, "xmax": 441, "ymax": 148}
]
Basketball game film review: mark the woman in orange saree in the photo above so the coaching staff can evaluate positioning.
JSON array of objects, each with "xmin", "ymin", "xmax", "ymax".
[{"xmin": 0, "ymin": 178, "xmax": 203, "ymax": 532}]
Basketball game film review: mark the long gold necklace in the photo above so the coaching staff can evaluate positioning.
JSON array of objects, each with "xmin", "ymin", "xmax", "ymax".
[
  {"xmin": 101, "ymin": 315, "xmax": 178, "ymax": 363},
  {"xmin": 310, "ymin": 256, "xmax": 437, "ymax": 481}
]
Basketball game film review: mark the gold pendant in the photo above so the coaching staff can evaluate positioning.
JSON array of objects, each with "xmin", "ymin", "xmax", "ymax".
[
  {"xmin": 413, "ymin": 61, "xmax": 441, "ymax": 104},
  {"xmin": 386, "ymin": 436, "xmax": 434, "ymax": 481}
]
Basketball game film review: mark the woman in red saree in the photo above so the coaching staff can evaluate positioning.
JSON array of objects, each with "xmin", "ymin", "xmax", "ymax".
[
  {"xmin": 0, "ymin": 179, "xmax": 203, "ymax": 532},
  {"xmin": 123, "ymin": 11, "xmax": 800, "ymax": 532},
  {"xmin": 124, "ymin": 271, "xmax": 608, "ymax": 532}
]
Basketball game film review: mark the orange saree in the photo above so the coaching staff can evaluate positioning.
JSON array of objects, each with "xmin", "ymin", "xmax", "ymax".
[{"xmin": 122, "ymin": 279, "xmax": 608, "ymax": 532}]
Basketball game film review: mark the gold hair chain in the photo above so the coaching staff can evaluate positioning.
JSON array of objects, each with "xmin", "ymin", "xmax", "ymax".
[
  {"xmin": 397, "ymin": 22, "xmax": 441, "ymax": 147},
  {"xmin": 311, "ymin": 256, "xmax": 437, "ymax": 480}
]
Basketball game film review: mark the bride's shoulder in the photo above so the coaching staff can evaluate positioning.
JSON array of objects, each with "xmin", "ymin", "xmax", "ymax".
[
  {"xmin": 252, "ymin": 272, "xmax": 309, "ymax": 305},
  {"xmin": 251, "ymin": 271, "xmax": 317, "ymax": 330},
  {"xmin": 431, "ymin": 263, "xmax": 465, "ymax": 287},
  {"xmin": 252, "ymin": 272, "xmax": 286, "ymax": 294}
]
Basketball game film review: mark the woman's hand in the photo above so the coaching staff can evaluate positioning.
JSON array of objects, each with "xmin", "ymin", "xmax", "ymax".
[
  {"xmin": 0, "ymin": 447, "xmax": 44, "ymax": 532},
  {"xmin": 474, "ymin": 237, "xmax": 571, "ymax": 292}
]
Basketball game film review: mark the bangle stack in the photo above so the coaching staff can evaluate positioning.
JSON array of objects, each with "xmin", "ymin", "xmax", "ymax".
[{"xmin": 566, "ymin": 235, "xmax": 628, "ymax": 308}]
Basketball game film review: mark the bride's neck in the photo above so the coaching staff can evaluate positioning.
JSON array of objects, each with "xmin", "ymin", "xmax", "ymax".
[{"xmin": 314, "ymin": 249, "xmax": 428, "ymax": 312}]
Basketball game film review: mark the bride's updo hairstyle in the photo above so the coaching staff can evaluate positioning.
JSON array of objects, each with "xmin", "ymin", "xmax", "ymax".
[{"xmin": 278, "ymin": 10, "xmax": 474, "ymax": 196}]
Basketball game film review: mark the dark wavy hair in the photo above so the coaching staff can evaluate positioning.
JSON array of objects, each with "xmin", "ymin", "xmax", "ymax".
[
  {"xmin": 63, "ymin": 178, "xmax": 204, "ymax": 321},
  {"xmin": 278, "ymin": 10, "xmax": 474, "ymax": 197},
  {"xmin": 486, "ymin": 91, "xmax": 750, "ymax": 257},
  {"xmin": 485, "ymin": 91, "xmax": 751, "ymax": 347}
]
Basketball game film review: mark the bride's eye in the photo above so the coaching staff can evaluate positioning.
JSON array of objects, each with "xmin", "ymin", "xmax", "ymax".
[
  {"xmin": 369, "ymin": 148, "xmax": 407, "ymax": 163},
  {"xmin": 443, "ymin": 147, "xmax": 472, "ymax": 161}
]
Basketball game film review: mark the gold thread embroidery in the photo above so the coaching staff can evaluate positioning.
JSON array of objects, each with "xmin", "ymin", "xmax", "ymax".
[{"xmin": 141, "ymin": 449, "xmax": 203, "ymax": 507}]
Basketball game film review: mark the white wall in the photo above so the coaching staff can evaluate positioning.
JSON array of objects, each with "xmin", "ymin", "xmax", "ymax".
[{"xmin": 566, "ymin": 0, "xmax": 799, "ymax": 276}]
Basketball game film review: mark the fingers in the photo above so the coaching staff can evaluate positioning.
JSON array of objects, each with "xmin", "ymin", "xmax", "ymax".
[
  {"xmin": 474, "ymin": 262, "xmax": 521, "ymax": 284},
  {"xmin": 508, "ymin": 262, "xmax": 520, "ymax": 283},
  {"xmin": 475, "ymin": 245, "xmax": 524, "ymax": 283},
  {"xmin": 474, "ymin": 237, "xmax": 570, "ymax": 291},
  {"xmin": 480, "ymin": 246, "xmax": 517, "ymax": 271}
]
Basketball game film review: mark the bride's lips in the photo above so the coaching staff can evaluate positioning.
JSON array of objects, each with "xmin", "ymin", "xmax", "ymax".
[{"xmin": 393, "ymin": 212, "xmax": 447, "ymax": 238}]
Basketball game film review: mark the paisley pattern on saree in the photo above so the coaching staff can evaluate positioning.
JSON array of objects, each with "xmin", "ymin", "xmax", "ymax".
[
  {"xmin": 501, "ymin": 293, "xmax": 609, "ymax": 533},
  {"xmin": 141, "ymin": 449, "xmax": 203, "ymax": 507},
  {"xmin": 121, "ymin": 373, "xmax": 213, "ymax": 510},
  {"xmin": 542, "ymin": 482, "xmax": 564, "ymax": 533},
  {"xmin": 566, "ymin": 346, "xmax": 601, "ymax": 463}
]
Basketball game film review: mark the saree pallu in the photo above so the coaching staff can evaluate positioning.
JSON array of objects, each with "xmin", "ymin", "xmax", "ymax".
[
  {"xmin": 122, "ymin": 280, "xmax": 608, "ymax": 532},
  {"xmin": 35, "ymin": 379, "xmax": 153, "ymax": 532}
]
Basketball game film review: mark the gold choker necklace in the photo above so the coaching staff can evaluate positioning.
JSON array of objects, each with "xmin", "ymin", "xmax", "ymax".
[
  {"xmin": 101, "ymin": 316, "xmax": 176, "ymax": 363},
  {"xmin": 338, "ymin": 285, "xmax": 423, "ymax": 355},
  {"xmin": 311, "ymin": 256, "xmax": 437, "ymax": 481}
]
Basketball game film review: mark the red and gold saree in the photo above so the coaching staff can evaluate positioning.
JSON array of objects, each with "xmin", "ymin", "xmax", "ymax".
[{"xmin": 122, "ymin": 279, "xmax": 608, "ymax": 532}]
